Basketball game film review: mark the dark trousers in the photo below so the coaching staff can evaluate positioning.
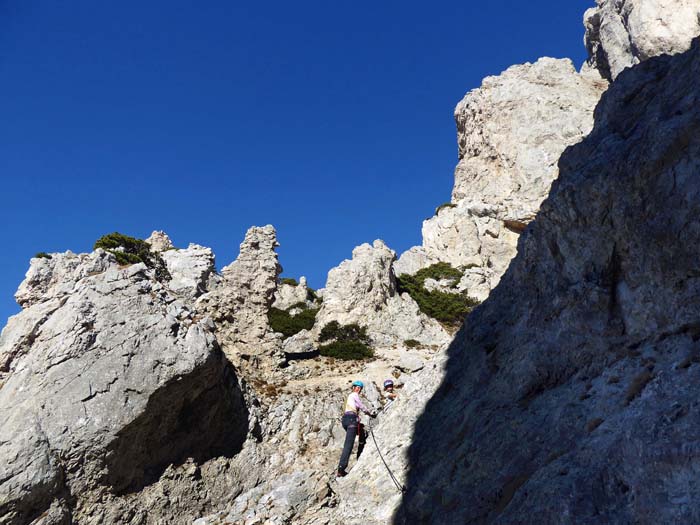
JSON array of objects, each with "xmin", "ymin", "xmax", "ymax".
[{"xmin": 338, "ymin": 413, "xmax": 368, "ymax": 471}]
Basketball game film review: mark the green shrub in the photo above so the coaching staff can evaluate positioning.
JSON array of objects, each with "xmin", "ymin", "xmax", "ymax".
[
  {"xmin": 288, "ymin": 301, "xmax": 308, "ymax": 311},
  {"xmin": 34, "ymin": 252, "xmax": 52, "ymax": 259},
  {"xmin": 94, "ymin": 232, "xmax": 152, "ymax": 265},
  {"xmin": 319, "ymin": 340, "xmax": 373, "ymax": 360},
  {"xmin": 280, "ymin": 277, "xmax": 299, "ymax": 286},
  {"xmin": 318, "ymin": 321, "xmax": 370, "ymax": 345},
  {"xmin": 404, "ymin": 339, "xmax": 421, "ymax": 348},
  {"xmin": 268, "ymin": 307, "xmax": 319, "ymax": 339},
  {"xmin": 414, "ymin": 262, "xmax": 463, "ymax": 283},
  {"xmin": 396, "ymin": 263, "xmax": 479, "ymax": 326},
  {"xmin": 306, "ymin": 286, "xmax": 319, "ymax": 302},
  {"xmin": 94, "ymin": 232, "xmax": 170, "ymax": 280},
  {"xmin": 317, "ymin": 321, "xmax": 372, "ymax": 360},
  {"xmin": 435, "ymin": 202, "xmax": 457, "ymax": 215}
]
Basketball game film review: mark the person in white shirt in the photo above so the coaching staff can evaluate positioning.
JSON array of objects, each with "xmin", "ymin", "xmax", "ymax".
[{"xmin": 336, "ymin": 380, "xmax": 376, "ymax": 477}]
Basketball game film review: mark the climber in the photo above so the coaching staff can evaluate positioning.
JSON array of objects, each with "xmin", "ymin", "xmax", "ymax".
[
  {"xmin": 383, "ymin": 379, "xmax": 397, "ymax": 402},
  {"xmin": 336, "ymin": 380, "xmax": 376, "ymax": 477}
]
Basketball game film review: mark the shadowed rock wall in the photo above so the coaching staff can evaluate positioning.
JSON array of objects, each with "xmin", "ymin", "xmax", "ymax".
[{"xmin": 397, "ymin": 39, "xmax": 700, "ymax": 525}]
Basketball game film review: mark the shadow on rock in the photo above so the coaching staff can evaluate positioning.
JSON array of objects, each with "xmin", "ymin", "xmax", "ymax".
[
  {"xmin": 396, "ymin": 41, "xmax": 700, "ymax": 524},
  {"xmin": 105, "ymin": 350, "xmax": 248, "ymax": 495}
]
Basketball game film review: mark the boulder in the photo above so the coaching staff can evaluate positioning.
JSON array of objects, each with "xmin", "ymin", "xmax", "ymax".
[{"xmin": 0, "ymin": 257, "xmax": 247, "ymax": 525}]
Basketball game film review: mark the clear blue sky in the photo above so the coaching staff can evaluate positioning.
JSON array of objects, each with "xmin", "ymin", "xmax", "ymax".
[{"xmin": 0, "ymin": 1, "xmax": 591, "ymax": 326}]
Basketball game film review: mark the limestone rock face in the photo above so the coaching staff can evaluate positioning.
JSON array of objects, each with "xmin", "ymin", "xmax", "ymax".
[
  {"xmin": 145, "ymin": 230, "xmax": 174, "ymax": 252},
  {"xmin": 196, "ymin": 389, "xmax": 352, "ymax": 525},
  {"xmin": 0, "ymin": 257, "xmax": 248, "ymax": 525},
  {"xmin": 315, "ymin": 240, "xmax": 449, "ymax": 347},
  {"xmin": 196, "ymin": 226, "xmax": 283, "ymax": 367},
  {"xmin": 421, "ymin": 202, "xmax": 520, "ymax": 300},
  {"xmin": 161, "ymin": 244, "xmax": 216, "ymax": 300},
  {"xmin": 397, "ymin": 58, "xmax": 605, "ymax": 300},
  {"xmin": 392, "ymin": 246, "xmax": 437, "ymax": 278},
  {"xmin": 396, "ymin": 40, "xmax": 700, "ymax": 524},
  {"xmin": 451, "ymin": 57, "xmax": 605, "ymax": 216},
  {"xmin": 14, "ymin": 250, "xmax": 114, "ymax": 309},
  {"xmin": 583, "ymin": 0, "xmax": 700, "ymax": 80},
  {"xmin": 332, "ymin": 353, "xmax": 448, "ymax": 524},
  {"xmin": 273, "ymin": 276, "xmax": 312, "ymax": 311}
]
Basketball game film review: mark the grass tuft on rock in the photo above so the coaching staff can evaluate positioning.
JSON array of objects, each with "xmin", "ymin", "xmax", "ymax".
[
  {"xmin": 280, "ymin": 277, "xmax": 299, "ymax": 286},
  {"xmin": 34, "ymin": 252, "xmax": 52, "ymax": 259}
]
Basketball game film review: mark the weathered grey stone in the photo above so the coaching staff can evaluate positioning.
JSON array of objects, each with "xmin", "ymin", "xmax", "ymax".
[
  {"xmin": 161, "ymin": 243, "xmax": 215, "ymax": 299},
  {"xmin": 0, "ymin": 259, "xmax": 248, "ymax": 525},
  {"xmin": 398, "ymin": 57, "xmax": 606, "ymax": 300},
  {"xmin": 273, "ymin": 276, "xmax": 313, "ymax": 311},
  {"xmin": 583, "ymin": 0, "xmax": 700, "ymax": 80},
  {"xmin": 393, "ymin": 246, "xmax": 438, "ymax": 277},
  {"xmin": 15, "ymin": 250, "xmax": 114, "ymax": 308},
  {"xmin": 315, "ymin": 240, "xmax": 449, "ymax": 347},
  {"xmin": 451, "ymin": 57, "xmax": 606, "ymax": 216},
  {"xmin": 332, "ymin": 353, "xmax": 448, "ymax": 524},
  {"xmin": 196, "ymin": 226, "xmax": 283, "ymax": 369},
  {"xmin": 145, "ymin": 230, "xmax": 174, "ymax": 252}
]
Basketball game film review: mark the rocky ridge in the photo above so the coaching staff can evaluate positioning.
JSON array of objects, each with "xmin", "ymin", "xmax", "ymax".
[
  {"xmin": 0, "ymin": 225, "xmax": 446, "ymax": 524},
  {"xmin": 314, "ymin": 240, "xmax": 450, "ymax": 348}
]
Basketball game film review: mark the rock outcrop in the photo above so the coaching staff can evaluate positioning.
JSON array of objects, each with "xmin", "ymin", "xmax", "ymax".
[
  {"xmin": 196, "ymin": 225, "xmax": 283, "ymax": 369},
  {"xmin": 396, "ymin": 38, "xmax": 700, "ymax": 524},
  {"xmin": 583, "ymin": 0, "xmax": 700, "ymax": 80},
  {"xmin": 161, "ymin": 244, "xmax": 216, "ymax": 300},
  {"xmin": 315, "ymin": 240, "xmax": 449, "ymax": 347},
  {"xmin": 273, "ymin": 276, "xmax": 313, "ymax": 311},
  {"xmin": 396, "ymin": 58, "xmax": 606, "ymax": 300},
  {"xmin": 0, "ymin": 253, "xmax": 248, "ymax": 524},
  {"xmin": 145, "ymin": 230, "xmax": 174, "ymax": 252}
]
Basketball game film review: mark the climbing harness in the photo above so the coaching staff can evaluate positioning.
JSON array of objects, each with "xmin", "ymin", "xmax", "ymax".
[{"xmin": 367, "ymin": 417, "xmax": 406, "ymax": 493}]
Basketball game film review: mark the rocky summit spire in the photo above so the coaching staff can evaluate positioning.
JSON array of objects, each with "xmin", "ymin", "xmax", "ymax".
[{"xmin": 196, "ymin": 225, "xmax": 283, "ymax": 370}]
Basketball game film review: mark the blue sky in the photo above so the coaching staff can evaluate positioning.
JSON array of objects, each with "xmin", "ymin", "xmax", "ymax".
[{"xmin": 0, "ymin": 1, "xmax": 591, "ymax": 326}]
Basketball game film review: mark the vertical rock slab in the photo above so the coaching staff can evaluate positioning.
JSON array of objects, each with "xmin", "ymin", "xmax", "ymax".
[
  {"xmin": 161, "ymin": 244, "xmax": 216, "ymax": 300},
  {"xmin": 196, "ymin": 225, "xmax": 283, "ymax": 369}
]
